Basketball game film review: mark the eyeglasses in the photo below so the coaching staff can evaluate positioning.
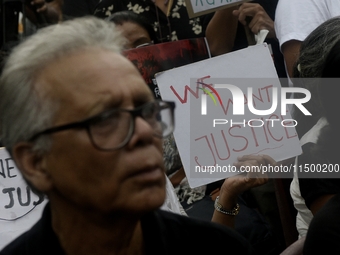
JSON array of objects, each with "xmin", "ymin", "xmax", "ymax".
[{"xmin": 29, "ymin": 100, "xmax": 175, "ymax": 151}]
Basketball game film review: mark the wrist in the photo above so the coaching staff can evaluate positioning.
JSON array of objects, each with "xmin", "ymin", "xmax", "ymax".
[
  {"xmin": 214, "ymin": 196, "xmax": 240, "ymax": 216},
  {"xmin": 219, "ymin": 185, "xmax": 241, "ymax": 202}
]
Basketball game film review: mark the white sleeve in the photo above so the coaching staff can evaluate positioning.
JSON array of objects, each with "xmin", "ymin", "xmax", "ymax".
[
  {"xmin": 290, "ymin": 161, "xmax": 313, "ymax": 237},
  {"xmin": 275, "ymin": 0, "xmax": 331, "ymax": 48},
  {"xmin": 160, "ymin": 175, "xmax": 187, "ymax": 216}
]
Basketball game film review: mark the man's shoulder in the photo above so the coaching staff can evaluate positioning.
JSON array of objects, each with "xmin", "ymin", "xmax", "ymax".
[
  {"xmin": 152, "ymin": 210, "xmax": 253, "ymax": 254},
  {"xmin": 155, "ymin": 209, "xmax": 225, "ymax": 231},
  {"xmin": 0, "ymin": 205, "xmax": 61, "ymax": 255},
  {"xmin": 0, "ymin": 223, "xmax": 50, "ymax": 255}
]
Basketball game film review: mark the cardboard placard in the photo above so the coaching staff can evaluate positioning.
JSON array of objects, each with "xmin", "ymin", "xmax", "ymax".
[
  {"xmin": 156, "ymin": 44, "xmax": 302, "ymax": 188},
  {"xmin": 0, "ymin": 147, "xmax": 46, "ymax": 249},
  {"xmin": 185, "ymin": 0, "xmax": 250, "ymax": 18}
]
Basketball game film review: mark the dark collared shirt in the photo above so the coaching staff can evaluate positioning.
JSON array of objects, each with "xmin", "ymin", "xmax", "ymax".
[{"xmin": 0, "ymin": 203, "xmax": 253, "ymax": 255}]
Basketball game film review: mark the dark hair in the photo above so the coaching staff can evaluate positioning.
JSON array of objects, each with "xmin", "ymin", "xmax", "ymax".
[
  {"xmin": 292, "ymin": 17, "xmax": 340, "ymax": 137},
  {"xmin": 312, "ymin": 39, "xmax": 340, "ymax": 163},
  {"xmin": 321, "ymin": 40, "xmax": 340, "ymax": 78},
  {"xmin": 106, "ymin": 11, "xmax": 157, "ymax": 43},
  {"xmin": 319, "ymin": 40, "xmax": 340, "ymax": 129}
]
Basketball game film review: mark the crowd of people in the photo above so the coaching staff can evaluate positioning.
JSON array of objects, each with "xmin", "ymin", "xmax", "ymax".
[{"xmin": 0, "ymin": 0, "xmax": 339, "ymax": 254}]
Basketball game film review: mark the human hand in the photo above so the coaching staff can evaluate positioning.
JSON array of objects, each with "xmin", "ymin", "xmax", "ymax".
[
  {"xmin": 26, "ymin": 0, "xmax": 62, "ymax": 25},
  {"xmin": 232, "ymin": 3, "xmax": 276, "ymax": 39},
  {"xmin": 219, "ymin": 154, "xmax": 276, "ymax": 200},
  {"xmin": 30, "ymin": 0, "xmax": 48, "ymax": 13}
]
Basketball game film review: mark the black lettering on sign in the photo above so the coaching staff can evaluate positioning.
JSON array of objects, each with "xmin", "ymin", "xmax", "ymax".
[
  {"xmin": 2, "ymin": 186, "xmax": 45, "ymax": 209},
  {"xmin": 33, "ymin": 193, "xmax": 45, "ymax": 206},
  {"xmin": 0, "ymin": 159, "xmax": 5, "ymax": 178},
  {"xmin": 17, "ymin": 186, "xmax": 31, "ymax": 206},
  {"xmin": 0, "ymin": 158, "xmax": 17, "ymax": 178},
  {"xmin": 6, "ymin": 158, "xmax": 17, "ymax": 178},
  {"xmin": 2, "ymin": 187, "xmax": 15, "ymax": 208}
]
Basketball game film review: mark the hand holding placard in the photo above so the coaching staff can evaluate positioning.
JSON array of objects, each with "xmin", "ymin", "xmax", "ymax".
[{"xmin": 155, "ymin": 44, "xmax": 303, "ymax": 188}]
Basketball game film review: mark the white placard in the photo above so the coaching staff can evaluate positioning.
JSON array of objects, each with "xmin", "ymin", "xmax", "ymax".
[
  {"xmin": 156, "ymin": 44, "xmax": 302, "ymax": 188},
  {"xmin": 185, "ymin": 0, "xmax": 249, "ymax": 18},
  {"xmin": 0, "ymin": 147, "xmax": 47, "ymax": 249}
]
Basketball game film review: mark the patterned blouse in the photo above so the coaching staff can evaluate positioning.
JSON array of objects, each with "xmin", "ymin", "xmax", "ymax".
[{"xmin": 94, "ymin": 0, "xmax": 210, "ymax": 43}]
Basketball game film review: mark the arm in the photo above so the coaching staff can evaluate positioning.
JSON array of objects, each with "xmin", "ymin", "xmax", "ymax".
[
  {"xmin": 205, "ymin": 6, "xmax": 238, "ymax": 56},
  {"xmin": 211, "ymin": 155, "xmax": 275, "ymax": 228},
  {"xmin": 281, "ymin": 40, "xmax": 301, "ymax": 78},
  {"xmin": 27, "ymin": 0, "xmax": 63, "ymax": 25},
  {"xmin": 274, "ymin": 0, "xmax": 331, "ymax": 78},
  {"xmin": 46, "ymin": 0, "xmax": 63, "ymax": 22},
  {"xmin": 206, "ymin": 2, "xmax": 276, "ymax": 57}
]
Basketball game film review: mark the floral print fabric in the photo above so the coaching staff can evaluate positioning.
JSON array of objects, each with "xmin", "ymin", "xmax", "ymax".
[{"xmin": 94, "ymin": 0, "xmax": 209, "ymax": 43}]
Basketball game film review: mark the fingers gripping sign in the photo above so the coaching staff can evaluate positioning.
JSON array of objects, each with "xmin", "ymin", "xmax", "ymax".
[
  {"xmin": 221, "ymin": 155, "xmax": 271, "ymax": 197},
  {"xmin": 233, "ymin": 3, "xmax": 276, "ymax": 39}
]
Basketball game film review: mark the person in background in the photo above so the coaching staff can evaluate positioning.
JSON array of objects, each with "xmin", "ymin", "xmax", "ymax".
[
  {"xmin": 206, "ymin": 0, "xmax": 287, "ymax": 79},
  {"xmin": 303, "ymin": 194, "xmax": 340, "ymax": 255},
  {"xmin": 31, "ymin": 0, "xmax": 99, "ymax": 21},
  {"xmin": 94, "ymin": 0, "xmax": 211, "ymax": 43},
  {"xmin": 0, "ymin": 0, "xmax": 61, "ymax": 56},
  {"xmin": 291, "ymin": 16, "xmax": 340, "ymax": 138},
  {"xmin": 289, "ymin": 17, "xmax": 340, "ymax": 238},
  {"xmin": 106, "ymin": 11, "xmax": 156, "ymax": 49},
  {"xmin": 26, "ymin": 0, "xmax": 62, "ymax": 25},
  {"xmin": 0, "ymin": 16, "xmax": 253, "ymax": 255},
  {"xmin": 205, "ymin": 2, "xmax": 288, "ymax": 251},
  {"xmin": 301, "ymin": 40, "xmax": 340, "ymax": 254},
  {"xmin": 275, "ymin": 0, "xmax": 340, "ymax": 78}
]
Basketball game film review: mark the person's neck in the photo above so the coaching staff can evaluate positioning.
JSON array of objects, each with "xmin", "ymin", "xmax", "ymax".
[{"xmin": 49, "ymin": 201, "xmax": 145, "ymax": 255}]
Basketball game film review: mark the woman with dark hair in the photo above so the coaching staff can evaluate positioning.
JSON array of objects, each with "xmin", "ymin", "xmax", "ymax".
[
  {"xmin": 106, "ymin": 11, "xmax": 156, "ymax": 49},
  {"xmin": 289, "ymin": 17, "xmax": 340, "ymax": 238},
  {"xmin": 301, "ymin": 39, "xmax": 340, "ymax": 254},
  {"xmin": 291, "ymin": 16, "xmax": 340, "ymax": 138}
]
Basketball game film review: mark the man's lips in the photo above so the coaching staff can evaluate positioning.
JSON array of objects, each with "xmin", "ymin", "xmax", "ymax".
[{"xmin": 127, "ymin": 165, "xmax": 164, "ymax": 183}]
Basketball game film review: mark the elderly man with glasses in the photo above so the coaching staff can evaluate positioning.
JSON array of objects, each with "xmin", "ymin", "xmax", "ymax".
[{"xmin": 0, "ymin": 17, "xmax": 253, "ymax": 255}]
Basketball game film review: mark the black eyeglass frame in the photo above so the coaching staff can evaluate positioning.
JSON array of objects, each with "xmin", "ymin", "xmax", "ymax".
[{"xmin": 28, "ymin": 100, "xmax": 175, "ymax": 151}]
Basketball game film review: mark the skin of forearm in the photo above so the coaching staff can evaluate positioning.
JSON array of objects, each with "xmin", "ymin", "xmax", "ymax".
[
  {"xmin": 281, "ymin": 40, "xmax": 301, "ymax": 78},
  {"xmin": 46, "ymin": 0, "xmax": 63, "ymax": 23},
  {"xmin": 206, "ymin": 7, "xmax": 238, "ymax": 56}
]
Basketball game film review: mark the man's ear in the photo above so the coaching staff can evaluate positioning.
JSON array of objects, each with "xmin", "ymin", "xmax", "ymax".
[{"xmin": 11, "ymin": 142, "xmax": 53, "ymax": 192}]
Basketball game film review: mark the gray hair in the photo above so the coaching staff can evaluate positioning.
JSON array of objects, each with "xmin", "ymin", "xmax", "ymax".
[
  {"xmin": 0, "ymin": 17, "xmax": 125, "ymax": 155},
  {"xmin": 295, "ymin": 16, "xmax": 340, "ymax": 78},
  {"xmin": 292, "ymin": 16, "xmax": 340, "ymax": 137}
]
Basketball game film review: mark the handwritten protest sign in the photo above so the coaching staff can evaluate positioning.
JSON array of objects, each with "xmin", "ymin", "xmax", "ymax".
[
  {"xmin": 185, "ymin": 0, "xmax": 250, "ymax": 18},
  {"xmin": 0, "ymin": 147, "xmax": 46, "ymax": 249},
  {"xmin": 156, "ymin": 44, "xmax": 302, "ymax": 188}
]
